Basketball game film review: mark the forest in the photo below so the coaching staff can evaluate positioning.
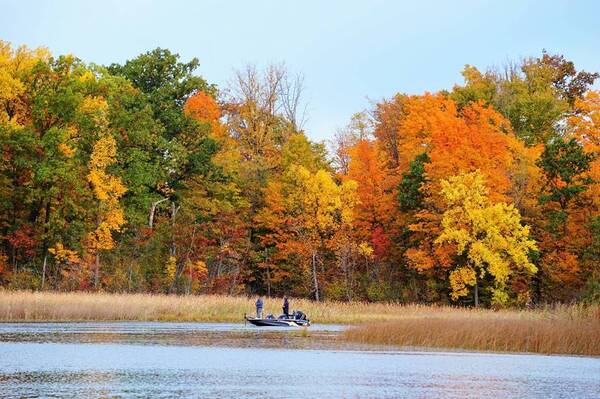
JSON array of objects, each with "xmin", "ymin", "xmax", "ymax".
[{"xmin": 1, "ymin": 40, "xmax": 598, "ymax": 307}]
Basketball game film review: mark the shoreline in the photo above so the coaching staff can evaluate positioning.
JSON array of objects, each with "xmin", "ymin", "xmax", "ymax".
[{"xmin": 1, "ymin": 290, "xmax": 598, "ymax": 356}]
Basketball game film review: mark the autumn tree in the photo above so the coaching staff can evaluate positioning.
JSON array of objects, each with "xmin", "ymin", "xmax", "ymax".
[
  {"xmin": 2, "ymin": 39, "xmax": 600, "ymax": 305},
  {"xmin": 393, "ymin": 95, "xmax": 520, "ymax": 282},
  {"xmin": 535, "ymin": 135, "xmax": 596, "ymax": 299},
  {"xmin": 256, "ymin": 165, "xmax": 357, "ymax": 300},
  {"xmin": 84, "ymin": 97, "xmax": 127, "ymax": 287},
  {"xmin": 436, "ymin": 171, "xmax": 537, "ymax": 306},
  {"xmin": 372, "ymin": 94, "xmax": 407, "ymax": 168},
  {"xmin": 451, "ymin": 52, "xmax": 598, "ymax": 145},
  {"xmin": 0, "ymin": 47, "xmax": 95, "ymax": 289},
  {"xmin": 569, "ymin": 90, "xmax": 600, "ymax": 210},
  {"xmin": 223, "ymin": 63, "xmax": 306, "ymax": 164},
  {"xmin": 222, "ymin": 64, "xmax": 309, "ymax": 212},
  {"xmin": 569, "ymin": 91, "xmax": 600, "ymax": 286},
  {"xmin": 331, "ymin": 111, "xmax": 373, "ymax": 175},
  {"xmin": 344, "ymin": 138, "xmax": 397, "ymax": 293},
  {"xmin": 48, "ymin": 243, "xmax": 81, "ymax": 290},
  {"xmin": 398, "ymin": 152, "xmax": 430, "ymax": 212},
  {"xmin": 108, "ymin": 49, "xmax": 227, "ymax": 291}
]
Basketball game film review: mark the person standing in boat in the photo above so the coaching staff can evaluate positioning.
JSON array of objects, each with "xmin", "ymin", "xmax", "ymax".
[
  {"xmin": 255, "ymin": 296, "xmax": 264, "ymax": 318},
  {"xmin": 282, "ymin": 296, "xmax": 289, "ymax": 317}
]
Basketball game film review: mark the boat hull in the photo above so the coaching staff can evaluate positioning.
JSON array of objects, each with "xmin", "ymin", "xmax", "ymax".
[{"xmin": 245, "ymin": 317, "xmax": 310, "ymax": 327}]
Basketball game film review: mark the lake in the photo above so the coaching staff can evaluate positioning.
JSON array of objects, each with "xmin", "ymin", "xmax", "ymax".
[{"xmin": 0, "ymin": 322, "xmax": 598, "ymax": 398}]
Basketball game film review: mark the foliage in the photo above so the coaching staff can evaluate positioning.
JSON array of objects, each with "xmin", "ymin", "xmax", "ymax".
[
  {"xmin": 537, "ymin": 137, "xmax": 595, "ymax": 209},
  {"xmin": 451, "ymin": 52, "xmax": 598, "ymax": 145},
  {"xmin": 0, "ymin": 41, "xmax": 598, "ymax": 306},
  {"xmin": 581, "ymin": 280, "xmax": 600, "ymax": 305},
  {"xmin": 398, "ymin": 152, "xmax": 429, "ymax": 212},
  {"xmin": 435, "ymin": 171, "xmax": 537, "ymax": 306}
]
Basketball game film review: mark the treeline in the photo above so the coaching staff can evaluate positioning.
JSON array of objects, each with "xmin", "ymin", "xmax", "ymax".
[{"xmin": 0, "ymin": 41, "xmax": 598, "ymax": 306}]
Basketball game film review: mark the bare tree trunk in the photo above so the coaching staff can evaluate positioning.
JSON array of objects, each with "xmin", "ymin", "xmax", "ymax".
[
  {"xmin": 216, "ymin": 259, "xmax": 222, "ymax": 277},
  {"xmin": 148, "ymin": 198, "xmax": 168, "ymax": 229},
  {"xmin": 40, "ymin": 199, "xmax": 51, "ymax": 290},
  {"xmin": 40, "ymin": 253, "xmax": 48, "ymax": 290},
  {"xmin": 128, "ymin": 263, "xmax": 132, "ymax": 292},
  {"xmin": 165, "ymin": 203, "xmax": 177, "ymax": 294},
  {"xmin": 169, "ymin": 203, "xmax": 180, "ymax": 257},
  {"xmin": 312, "ymin": 251, "xmax": 319, "ymax": 301}
]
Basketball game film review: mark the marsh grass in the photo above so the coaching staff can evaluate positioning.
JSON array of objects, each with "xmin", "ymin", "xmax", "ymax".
[
  {"xmin": 0, "ymin": 290, "xmax": 422, "ymax": 324},
  {"xmin": 343, "ymin": 307, "xmax": 600, "ymax": 356},
  {"xmin": 1, "ymin": 290, "xmax": 598, "ymax": 355}
]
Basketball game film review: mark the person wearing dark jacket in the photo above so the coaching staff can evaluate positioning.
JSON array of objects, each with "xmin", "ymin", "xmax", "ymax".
[
  {"xmin": 256, "ymin": 296, "xmax": 264, "ymax": 318},
  {"xmin": 282, "ymin": 296, "xmax": 289, "ymax": 317}
]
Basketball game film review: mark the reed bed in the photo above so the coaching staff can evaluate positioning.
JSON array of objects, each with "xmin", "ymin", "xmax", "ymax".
[
  {"xmin": 344, "ymin": 311, "xmax": 600, "ymax": 356},
  {"xmin": 0, "ymin": 290, "xmax": 440, "ymax": 324},
  {"xmin": 1, "ymin": 290, "xmax": 597, "ymax": 324}
]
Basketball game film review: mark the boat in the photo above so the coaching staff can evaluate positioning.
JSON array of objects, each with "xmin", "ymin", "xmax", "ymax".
[{"xmin": 244, "ymin": 310, "xmax": 310, "ymax": 327}]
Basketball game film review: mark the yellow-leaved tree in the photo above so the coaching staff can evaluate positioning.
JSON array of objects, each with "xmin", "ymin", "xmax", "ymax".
[
  {"xmin": 48, "ymin": 243, "xmax": 81, "ymax": 290},
  {"xmin": 256, "ymin": 165, "xmax": 357, "ymax": 300},
  {"xmin": 0, "ymin": 40, "xmax": 50, "ymax": 126},
  {"xmin": 435, "ymin": 171, "xmax": 537, "ymax": 306},
  {"xmin": 84, "ymin": 97, "xmax": 127, "ymax": 288},
  {"xmin": 285, "ymin": 165, "xmax": 357, "ymax": 301}
]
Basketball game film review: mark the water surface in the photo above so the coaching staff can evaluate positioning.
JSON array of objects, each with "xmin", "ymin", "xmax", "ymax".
[{"xmin": 0, "ymin": 322, "xmax": 598, "ymax": 398}]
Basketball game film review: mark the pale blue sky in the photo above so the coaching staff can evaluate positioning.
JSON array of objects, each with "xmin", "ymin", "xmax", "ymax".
[{"xmin": 2, "ymin": 0, "xmax": 599, "ymax": 141}]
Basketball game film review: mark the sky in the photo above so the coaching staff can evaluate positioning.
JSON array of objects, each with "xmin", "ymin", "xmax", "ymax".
[{"xmin": 2, "ymin": 0, "xmax": 599, "ymax": 142}]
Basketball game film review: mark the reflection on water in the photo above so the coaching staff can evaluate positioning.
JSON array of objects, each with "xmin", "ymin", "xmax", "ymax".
[
  {"xmin": 0, "ymin": 322, "xmax": 345, "ymax": 350},
  {"xmin": 0, "ymin": 323, "xmax": 599, "ymax": 399}
]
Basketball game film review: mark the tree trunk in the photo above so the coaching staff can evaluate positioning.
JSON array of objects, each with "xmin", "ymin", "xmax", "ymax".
[
  {"xmin": 128, "ymin": 263, "xmax": 132, "ymax": 293},
  {"xmin": 350, "ymin": 255, "xmax": 356, "ymax": 301},
  {"xmin": 53, "ymin": 260, "xmax": 60, "ymax": 290},
  {"xmin": 474, "ymin": 275, "xmax": 479, "ymax": 308},
  {"xmin": 169, "ymin": 202, "xmax": 179, "ymax": 257},
  {"xmin": 186, "ymin": 261, "xmax": 192, "ymax": 295},
  {"xmin": 40, "ymin": 253, "xmax": 48, "ymax": 290},
  {"xmin": 94, "ymin": 252, "xmax": 100, "ymax": 289},
  {"xmin": 229, "ymin": 264, "xmax": 240, "ymax": 295},
  {"xmin": 265, "ymin": 249, "xmax": 271, "ymax": 297},
  {"xmin": 93, "ymin": 204, "xmax": 101, "ymax": 289},
  {"xmin": 343, "ymin": 248, "xmax": 351, "ymax": 301},
  {"xmin": 312, "ymin": 251, "xmax": 319, "ymax": 301},
  {"xmin": 40, "ymin": 199, "xmax": 51, "ymax": 290},
  {"xmin": 148, "ymin": 198, "xmax": 168, "ymax": 229}
]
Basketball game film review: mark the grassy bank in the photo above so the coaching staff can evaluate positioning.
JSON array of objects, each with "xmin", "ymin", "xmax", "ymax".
[
  {"xmin": 0, "ymin": 290, "xmax": 416, "ymax": 324},
  {"xmin": 343, "ymin": 307, "xmax": 600, "ymax": 356},
  {"xmin": 2, "ymin": 290, "xmax": 598, "ymax": 355}
]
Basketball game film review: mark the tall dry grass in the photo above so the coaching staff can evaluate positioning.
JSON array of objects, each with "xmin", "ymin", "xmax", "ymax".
[
  {"xmin": 0, "ymin": 290, "xmax": 436, "ymax": 324},
  {"xmin": 343, "ymin": 307, "xmax": 600, "ymax": 356}
]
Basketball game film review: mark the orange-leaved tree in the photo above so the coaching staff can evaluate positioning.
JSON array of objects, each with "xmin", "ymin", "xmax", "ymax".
[{"xmin": 396, "ymin": 95, "xmax": 519, "ymax": 275}]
